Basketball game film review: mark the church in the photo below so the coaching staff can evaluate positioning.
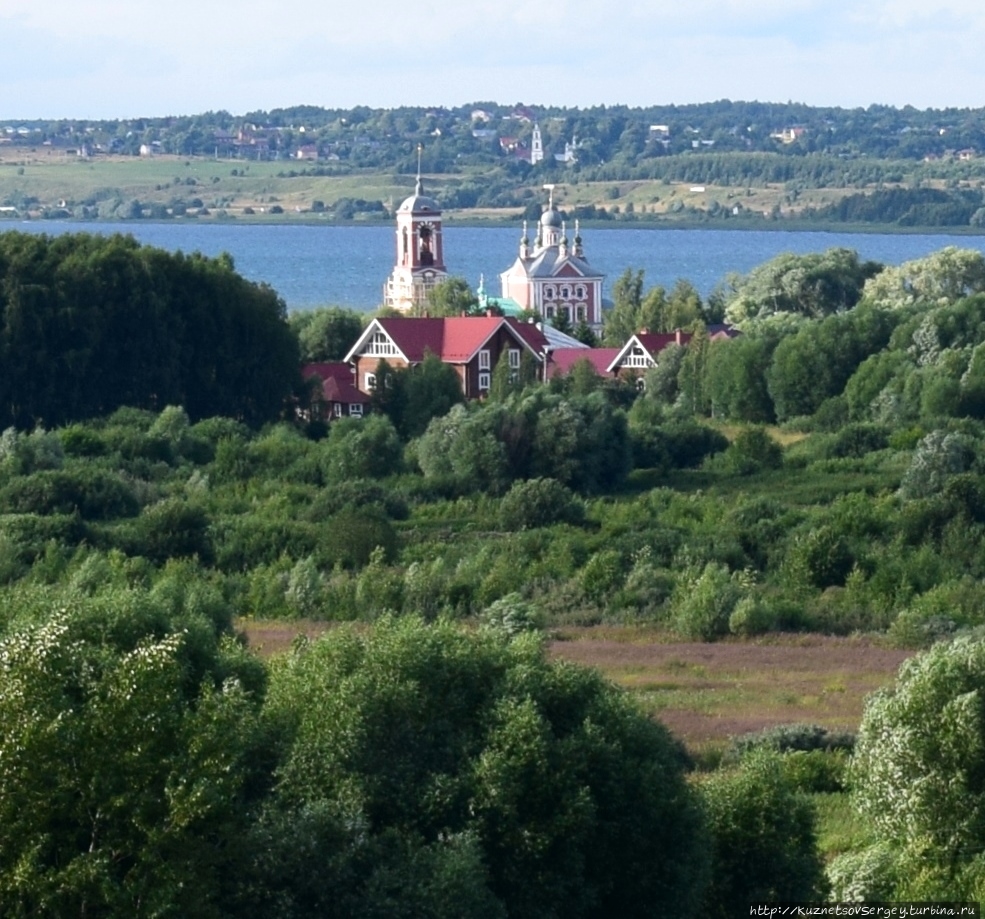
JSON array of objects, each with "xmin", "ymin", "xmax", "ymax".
[
  {"xmin": 498, "ymin": 187, "xmax": 605, "ymax": 331},
  {"xmin": 382, "ymin": 166, "xmax": 448, "ymax": 311}
]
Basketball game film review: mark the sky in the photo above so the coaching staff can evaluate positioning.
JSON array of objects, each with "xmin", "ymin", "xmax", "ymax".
[{"xmin": 2, "ymin": 0, "xmax": 985, "ymax": 119}]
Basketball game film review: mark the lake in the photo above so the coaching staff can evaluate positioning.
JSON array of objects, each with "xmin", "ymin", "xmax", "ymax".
[{"xmin": 7, "ymin": 219, "xmax": 985, "ymax": 312}]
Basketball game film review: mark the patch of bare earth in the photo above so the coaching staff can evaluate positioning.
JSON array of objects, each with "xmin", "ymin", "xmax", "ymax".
[
  {"xmin": 549, "ymin": 629, "xmax": 912, "ymax": 749},
  {"xmin": 239, "ymin": 621, "xmax": 912, "ymax": 751}
]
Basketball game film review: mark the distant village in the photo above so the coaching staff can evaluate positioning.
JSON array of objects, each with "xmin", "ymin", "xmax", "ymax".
[{"xmin": 4, "ymin": 99, "xmax": 985, "ymax": 165}]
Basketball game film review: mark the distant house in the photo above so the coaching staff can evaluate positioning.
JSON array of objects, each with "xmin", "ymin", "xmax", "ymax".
[
  {"xmin": 301, "ymin": 362, "xmax": 370, "ymax": 420},
  {"xmin": 547, "ymin": 348, "xmax": 620, "ymax": 380},
  {"xmin": 295, "ymin": 144, "xmax": 319, "ymax": 161},
  {"xmin": 771, "ymin": 127, "xmax": 806, "ymax": 144},
  {"xmin": 344, "ymin": 316, "xmax": 549, "ymax": 399},
  {"xmin": 608, "ymin": 330, "xmax": 691, "ymax": 377}
]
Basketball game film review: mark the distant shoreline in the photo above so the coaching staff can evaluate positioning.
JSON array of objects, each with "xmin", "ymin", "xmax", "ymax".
[{"xmin": 5, "ymin": 214, "xmax": 985, "ymax": 237}]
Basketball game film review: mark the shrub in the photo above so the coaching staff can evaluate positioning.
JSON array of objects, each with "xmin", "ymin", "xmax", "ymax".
[
  {"xmin": 698, "ymin": 753, "xmax": 827, "ymax": 918},
  {"xmin": 498, "ymin": 477, "xmax": 585, "ymax": 531}
]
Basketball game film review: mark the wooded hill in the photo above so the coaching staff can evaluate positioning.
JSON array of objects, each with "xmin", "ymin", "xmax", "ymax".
[{"xmin": 7, "ymin": 100, "xmax": 985, "ymax": 227}]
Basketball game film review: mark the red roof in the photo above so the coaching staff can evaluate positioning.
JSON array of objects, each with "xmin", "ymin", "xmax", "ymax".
[
  {"xmin": 302, "ymin": 362, "xmax": 368, "ymax": 405},
  {"xmin": 548, "ymin": 348, "xmax": 620, "ymax": 378},
  {"xmin": 635, "ymin": 330, "xmax": 693, "ymax": 354},
  {"xmin": 374, "ymin": 316, "xmax": 549, "ymax": 364},
  {"xmin": 322, "ymin": 376, "xmax": 369, "ymax": 405},
  {"xmin": 302, "ymin": 362, "xmax": 355, "ymax": 384}
]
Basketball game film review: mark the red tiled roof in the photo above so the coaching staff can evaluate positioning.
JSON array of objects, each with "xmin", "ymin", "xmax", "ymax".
[
  {"xmin": 440, "ymin": 316, "xmax": 510, "ymax": 361},
  {"xmin": 375, "ymin": 318, "xmax": 446, "ymax": 362},
  {"xmin": 503, "ymin": 318, "xmax": 550, "ymax": 356},
  {"xmin": 322, "ymin": 376, "xmax": 369, "ymax": 405},
  {"xmin": 302, "ymin": 362, "xmax": 355, "ymax": 384},
  {"xmin": 635, "ymin": 331, "xmax": 693, "ymax": 354},
  {"xmin": 376, "ymin": 316, "xmax": 549, "ymax": 364},
  {"xmin": 548, "ymin": 348, "xmax": 620, "ymax": 378},
  {"xmin": 302, "ymin": 362, "xmax": 368, "ymax": 405}
]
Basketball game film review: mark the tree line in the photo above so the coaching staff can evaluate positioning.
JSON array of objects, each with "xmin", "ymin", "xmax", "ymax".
[{"xmin": 0, "ymin": 231, "xmax": 299, "ymax": 429}]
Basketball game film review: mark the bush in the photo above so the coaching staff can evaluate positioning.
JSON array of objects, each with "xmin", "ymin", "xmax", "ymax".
[
  {"xmin": 669, "ymin": 563, "xmax": 744, "ymax": 640},
  {"xmin": 698, "ymin": 753, "xmax": 827, "ymax": 918},
  {"xmin": 0, "ymin": 468, "xmax": 139, "ymax": 520},
  {"xmin": 498, "ymin": 477, "xmax": 585, "ymax": 531}
]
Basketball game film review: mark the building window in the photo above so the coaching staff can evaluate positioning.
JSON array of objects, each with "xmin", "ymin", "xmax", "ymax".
[
  {"xmin": 478, "ymin": 372, "xmax": 491, "ymax": 391},
  {"xmin": 366, "ymin": 331, "xmax": 398, "ymax": 357},
  {"xmin": 365, "ymin": 372, "xmax": 377, "ymax": 391},
  {"xmin": 635, "ymin": 376, "xmax": 646, "ymax": 392},
  {"xmin": 332, "ymin": 403, "xmax": 343, "ymax": 418},
  {"xmin": 561, "ymin": 285, "xmax": 570, "ymax": 298},
  {"xmin": 508, "ymin": 348, "xmax": 521, "ymax": 369},
  {"xmin": 479, "ymin": 349, "xmax": 491, "ymax": 370},
  {"xmin": 544, "ymin": 285, "xmax": 555, "ymax": 299},
  {"xmin": 576, "ymin": 305, "xmax": 586, "ymax": 322},
  {"xmin": 576, "ymin": 284, "xmax": 586, "ymax": 298},
  {"xmin": 624, "ymin": 345, "xmax": 652, "ymax": 369},
  {"xmin": 349, "ymin": 403, "xmax": 364, "ymax": 417},
  {"xmin": 546, "ymin": 305, "xmax": 555, "ymax": 318}
]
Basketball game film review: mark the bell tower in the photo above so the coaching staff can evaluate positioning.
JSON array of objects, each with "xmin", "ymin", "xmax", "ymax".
[{"xmin": 383, "ymin": 147, "xmax": 448, "ymax": 312}]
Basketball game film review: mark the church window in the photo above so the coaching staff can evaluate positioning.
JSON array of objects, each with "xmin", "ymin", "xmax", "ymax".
[
  {"xmin": 479, "ymin": 349, "xmax": 491, "ymax": 370},
  {"xmin": 419, "ymin": 225, "xmax": 434, "ymax": 265}
]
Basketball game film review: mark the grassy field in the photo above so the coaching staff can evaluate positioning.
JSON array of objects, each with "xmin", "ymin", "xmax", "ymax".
[
  {"xmin": 0, "ymin": 149, "xmax": 859, "ymax": 224},
  {"xmin": 240, "ymin": 619, "xmax": 910, "ymax": 755}
]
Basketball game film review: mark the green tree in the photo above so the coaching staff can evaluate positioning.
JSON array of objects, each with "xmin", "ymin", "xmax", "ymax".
[
  {"xmin": 0, "ymin": 599, "xmax": 266, "ymax": 916},
  {"xmin": 862, "ymin": 247, "xmax": 985, "ymax": 310},
  {"xmin": 425, "ymin": 276, "xmax": 479, "ymax": 317},
  {"xmin": 290, "ymin": 306, "xmax": 365, "ymax": 361},
  {"xmin": 603, "ymin": 268, "xmax": 645, "ymax": 344},
  {"xmin": 401, "ymin": 352, "xmax": 464, "ymax": 438},
  {"xmin": 699, "ymin": 753, "xmax": 826, "ymax": 918},
  {"xmin": 262, "ymin": 616, "xmax": 709, "ymax": 919},
  {"xmin": 724, "ymin": 248, "xmax": 880, "ymax": 325},
  {"xmin": 849, "ymin": 637, "xmax": 985, "ymax": 895}
]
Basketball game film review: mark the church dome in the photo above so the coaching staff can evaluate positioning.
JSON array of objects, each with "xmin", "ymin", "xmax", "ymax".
[
  {"xmin": 398, "ymin": 177, "xmax": 440, "ymax": 213},
  {"xmin": 540, "ymin": 205, "xmax": 562, "ymax": 228}
]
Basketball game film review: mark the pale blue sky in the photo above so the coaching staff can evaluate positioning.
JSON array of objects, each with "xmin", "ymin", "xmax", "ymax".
[{"xmin": 2, "ymin": 0, "xmax": 984, "ymax": 118}]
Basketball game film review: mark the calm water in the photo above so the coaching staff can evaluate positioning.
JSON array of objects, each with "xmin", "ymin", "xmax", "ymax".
[{"xmin": 8, "ymin": 219, "xmax": 985, "ymax": 312}]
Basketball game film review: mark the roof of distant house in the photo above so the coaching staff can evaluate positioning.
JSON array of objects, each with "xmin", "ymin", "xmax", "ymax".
[{"xmin": 548, "ymin": 347, "xmax": 620, "ymax": 378}]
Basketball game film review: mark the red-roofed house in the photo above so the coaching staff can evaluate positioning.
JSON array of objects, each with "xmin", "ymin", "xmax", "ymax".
[
  {"xmin": 302, "ymin": 362, "xmax": 370, "ymax": 420},
  {"xmin": 607, "ymin": 330, "xmax": 693, "ymax": 378},
  {"xmin": 547, "ymin": 348, "xmax": 621, "ymax": 380},
  {"xmin": 344, "ymin": 316, "xmax": 549, "ymax": 399}
]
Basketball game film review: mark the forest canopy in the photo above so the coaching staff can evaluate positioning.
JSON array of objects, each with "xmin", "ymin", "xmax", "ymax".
[{"xmin": 0, "ymin": 231, "xmax": 299, "ymax": 429}]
